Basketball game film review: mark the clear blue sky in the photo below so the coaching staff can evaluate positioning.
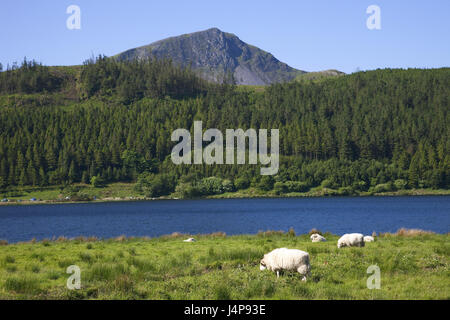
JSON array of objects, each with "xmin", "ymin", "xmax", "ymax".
[{"xmin": 1, "ymin": 0, "xmax": 449, "ymax": 73}]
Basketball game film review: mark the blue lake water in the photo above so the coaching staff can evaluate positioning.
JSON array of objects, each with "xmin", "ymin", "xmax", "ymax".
[{"xmin": 0, "ymin": 196, "xmax": 449, "ymax": 243}]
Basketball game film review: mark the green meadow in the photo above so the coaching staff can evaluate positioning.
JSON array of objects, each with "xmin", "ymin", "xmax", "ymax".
[{"xmin": 0, "ymin": 230, "xmax": 448, "ymax": 300}]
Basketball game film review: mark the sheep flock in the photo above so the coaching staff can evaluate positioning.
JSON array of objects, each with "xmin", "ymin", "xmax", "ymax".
[
  {"xmin": 259, "ymin": 232, "xmax": 375, "ymax": 280},
  {"xmin": 181, "ymin": 232, "xmax": 375, "ymax": 280}
]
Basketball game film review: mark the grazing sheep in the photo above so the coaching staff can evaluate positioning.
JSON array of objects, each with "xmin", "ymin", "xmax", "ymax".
[
  {"xmin": 337, "ymin": 233, "xmax": 365, "ymax": 248},
  {"xmin": 364, "ymin": 235, "xmax": 375, "ymax": 242},
  {"xmin": 183, "ymin": 238, "xmax": 196, "ymax": 242},
  {"xmin": 259, "ymin": 248, "xmax": 311, "ymax": 281},
  {"xmin": 310, "ymin": 233, "xmax": 326, "ymax": 242}
]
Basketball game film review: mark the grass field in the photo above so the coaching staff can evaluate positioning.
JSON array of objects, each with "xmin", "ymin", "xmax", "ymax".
[{"xmin": 0, "ymin": 230, "xmax": 448, "ymax": 300}]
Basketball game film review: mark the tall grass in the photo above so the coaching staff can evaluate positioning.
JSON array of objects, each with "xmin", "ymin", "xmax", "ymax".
[
  {"xmin": 4, "ymin": 276, "xmax": 40, "ymax": 294},
  {"xmin": 0, "ymin": 232, "xmax": 448, "ymax": 299}
]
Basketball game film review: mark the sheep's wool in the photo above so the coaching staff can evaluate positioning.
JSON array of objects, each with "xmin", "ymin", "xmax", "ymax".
[
  {"xmin": 310, "ymin": 233, "xmax": 326, "ymax": 242},
  {"xmin": 260, "ymin": 248, "xmax": 311, "ymax": 280},
  {"xmin": 337, "ymin": 233, "xmax": 365, "ymax": 248}
]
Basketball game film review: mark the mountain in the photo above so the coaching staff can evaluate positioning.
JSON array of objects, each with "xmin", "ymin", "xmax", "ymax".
[{"xmin": 115, "ymin": 27, "xmax": 307, "ymax": 85}]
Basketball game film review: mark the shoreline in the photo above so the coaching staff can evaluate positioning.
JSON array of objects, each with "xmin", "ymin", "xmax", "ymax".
[
  {"xmin": 0, "ymin": 228, "xmax": 444, "ymax": 245},
  {"xmin": 1, "ymin": 187, "xmax": 449, "ymax": 206}
]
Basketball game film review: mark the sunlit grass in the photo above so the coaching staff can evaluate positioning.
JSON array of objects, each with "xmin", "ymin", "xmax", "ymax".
[{"xmin": 0, "ymin": 232, "xmax": 448, "ymax": 299}]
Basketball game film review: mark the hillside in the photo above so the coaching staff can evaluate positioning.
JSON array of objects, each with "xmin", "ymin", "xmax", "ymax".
[
  {"xmin": 0, "ymin": 59, "xmax": 448, "ymax": 199},
  {"xmin": 115, "ymin": 28, "xmax": 306, "ymax": 85}
]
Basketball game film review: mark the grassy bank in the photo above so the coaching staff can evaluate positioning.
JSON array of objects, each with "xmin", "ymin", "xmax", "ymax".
[
  {"xmin": 0, "ymin": 231, "xmax": 448, "ymax": 299},
  {"xmin": 1, "ymin": 183, "xmax": 449, "ymax": 206}
]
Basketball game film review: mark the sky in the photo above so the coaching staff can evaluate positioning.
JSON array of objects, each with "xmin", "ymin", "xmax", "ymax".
[{"xmin": 0, "ymin": 0, "xmax": 449, "ymax": 74}]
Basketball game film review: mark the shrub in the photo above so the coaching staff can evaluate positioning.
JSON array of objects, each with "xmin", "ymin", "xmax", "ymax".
[
  {"xmin": 287, "ymin": 227, "xmax": 296, "ymax": 237},
  {"xmin": 274, "ymin": 181, "xmax": 310, "ymax": 194},
  {"xmin": 90, "ymin": 175, "xmax": 105, "ymax": 188},
  {"xmin": 175, "ymin": 182, "xmax": 201, "ymax": 199},
  {"xmin": 135, "ymin": 173, "xmax": 176, "ymax": 197},
  {"xmin": 273, "ymin": 182, "xmax": 287, "ymax": 194},
  {"xmin": 373, "ymin": 183, "xmax": 394, "ymax": 193},
  {"xmin": 321, "ymin": 179, "xmax": 334, "ymax": 188},
  {"xmin": 222, "ymin": 179, "xmax": 235, "ymax": 192},
  {"xmin": 258, "ymin": 176, "xmax": 274, "ymax": 191},
  {"xmin": 71, "ymin": 192, "xmax": 92, "ymax": 201},
  {"xmin": 394, "ymin": 179, "xmax": 408, "ymax": 190},
  {"xmin": 234, "ymin": 177, "xmax": 250, "ymax": 190},
  {"xmin": 285, "ymin": 181, "xmax": 309, "ymax": 193},
  {"xmin": 199, "ymin": 177, "xmax": 225, "ymax": 195},
  {"xmin": 337, "ymin": 186, "xmax": 355, "ymax": 195},
  {"xmin": 175, "ymin": 177, "xmax": 234, "ymax": 198},
  {"xmin": 352, "ymin": 180, "xmax": 368, "ymax": 191},
  {"xmin": 6, "ymin": 265, "xmax": 17, "ymax": 273},
  {"xmin": 31, "ymin": 265, "xmax": 40, "ymax": 273},
  {"xmin": 47, "ymin": 270, "xmax": 61, "ymax": 280}
]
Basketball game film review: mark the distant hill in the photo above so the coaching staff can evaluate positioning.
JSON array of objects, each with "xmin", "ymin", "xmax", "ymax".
[
  {"xmin": 116, "ymin": 28, "xmax": 308, "ymax": 85},
  {"xmin": 295, "ymin": 69, "xmax": 345, "ymax": 82}
]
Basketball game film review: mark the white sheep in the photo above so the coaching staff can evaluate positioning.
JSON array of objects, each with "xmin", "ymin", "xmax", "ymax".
[
  {"xmin": 183, "ymin": 238, "xmax": 196, "ymax": 242},
  {"xmin": 310, "ymin": 233, "xmax": 326, "ymax": 242},
  {"xmin": 363, "ymin": 235, "xmax": 375, "ymax": 242},
  {"xmin": 259, "ymin": 248, "xmax": 311, "ymax": 281},
  {"xmin": 337, "ymin": 233, "xmax": 365, "ymax": 248}
]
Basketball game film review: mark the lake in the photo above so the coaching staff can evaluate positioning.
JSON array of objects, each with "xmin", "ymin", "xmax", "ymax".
[{"xmin": 0, "ymin": 196, "xmax": 449, "ymax": 243}]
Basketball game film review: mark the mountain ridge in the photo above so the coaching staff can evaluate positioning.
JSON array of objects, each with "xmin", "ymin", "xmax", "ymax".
[{"xmin": 116, "ymin": 27, "xmax": 311, "ymax": 85}]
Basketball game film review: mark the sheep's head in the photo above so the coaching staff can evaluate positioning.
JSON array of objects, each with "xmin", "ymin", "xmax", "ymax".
[{"xmin": 259, "ymin": 259, "xmax": 267, "ymax": 271}]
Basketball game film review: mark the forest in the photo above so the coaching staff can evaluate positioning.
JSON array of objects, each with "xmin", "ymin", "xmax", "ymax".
[{"xmin": 0, "ymin": 57, "xmax": 448, "ymax": 198}]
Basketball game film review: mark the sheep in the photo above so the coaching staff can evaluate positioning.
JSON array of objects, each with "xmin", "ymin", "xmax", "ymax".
[
  {"xmin": 183, "ymin": 238, "xmax": 196, "ymax": 242},
  {"xmin": 364, "ymin": 235, "xmax": 375, "ymax": 242},
  {"xmin": 337, "ymin": 233, "xmax": 365, "ymax": 248},
  {"xmin": 259, "ymin": 248, "xmax": 311, "ymax": 281},
  {"xmin": 310, "ymin": 233, "xmax": 326, "ymax": 242}
]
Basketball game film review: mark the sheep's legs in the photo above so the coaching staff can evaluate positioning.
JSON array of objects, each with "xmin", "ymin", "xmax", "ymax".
[{"xmin": 276, "ymin": 271, "xmax": 279, "ymax": 278}]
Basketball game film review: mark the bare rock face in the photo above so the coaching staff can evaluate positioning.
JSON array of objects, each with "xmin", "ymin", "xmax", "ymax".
[{"xmin": 116, "ymin": 28, "xmax": 305, "ymax": 85}]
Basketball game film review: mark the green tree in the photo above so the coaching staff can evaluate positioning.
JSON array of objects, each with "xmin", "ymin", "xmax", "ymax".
[{"xmin": 90, "ymin": 175, "xmax": 105, "ymax": 188}]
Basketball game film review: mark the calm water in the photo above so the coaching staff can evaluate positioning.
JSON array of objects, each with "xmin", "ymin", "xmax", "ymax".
[{"xmin": 0, "ymin": 196, "xmax": 449, "ymax": 243}]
